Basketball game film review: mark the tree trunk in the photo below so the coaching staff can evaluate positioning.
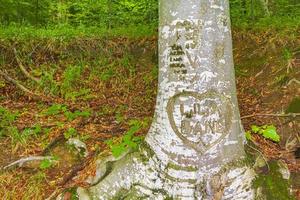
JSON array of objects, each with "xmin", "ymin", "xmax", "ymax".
[
  {"xmin": 77, "ymin": 0, "xmax": 255, "ymax": 199},
  {"xmin": 259, "ymin": 0, "xmax": 270, "ymax": 17}
]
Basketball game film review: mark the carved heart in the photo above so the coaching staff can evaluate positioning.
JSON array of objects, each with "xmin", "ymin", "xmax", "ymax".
[{"xmin": 167, "ymin": 90, "xmax": 233, "ymax": 154}]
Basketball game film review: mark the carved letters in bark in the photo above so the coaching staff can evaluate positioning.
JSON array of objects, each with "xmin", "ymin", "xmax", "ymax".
[{"xmin": 167, "ymin": 91, "xmax": 233, "ymax": 154}]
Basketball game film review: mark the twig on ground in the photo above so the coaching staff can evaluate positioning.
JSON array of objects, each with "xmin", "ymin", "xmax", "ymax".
[
  {"xmin": 1, "ymin": 156, "xmax": 54, "ymax": 171},
  {"xmin": 0, "ymin": 70, "xmax": 37, "ymax": 96},
  {"xmin": 0, "ymin": 69, "xmax": 61, "ymax": 103},
  {"xmin": 13, "ymin": 48, "xmax": 40, "ymax": 83},
  {"xmin": 241, "ymin": 113, "xmax": 300, "ymax": 119}
]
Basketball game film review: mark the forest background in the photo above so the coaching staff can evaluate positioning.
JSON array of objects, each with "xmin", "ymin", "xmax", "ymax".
[
  {"xmin": 0, "ymin": 0, "xmax": 300, "ymax": 36},
  {"xmin": 0, "ymin": 0, "xmax": 300, "ymax": 199}
]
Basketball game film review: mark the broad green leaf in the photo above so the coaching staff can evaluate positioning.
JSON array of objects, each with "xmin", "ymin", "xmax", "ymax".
[
  {"xmin": 261, "ymin": 125, "xmax": 280, "ymax": 142},
  {"xmin": 111, "ymin": 145, "xmax": 126, "ymax": 158}
]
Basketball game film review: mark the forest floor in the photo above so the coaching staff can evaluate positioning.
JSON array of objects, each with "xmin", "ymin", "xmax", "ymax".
[{"xmin": 0, "ymin": 29, "xmax": 299, "ymax": 199}]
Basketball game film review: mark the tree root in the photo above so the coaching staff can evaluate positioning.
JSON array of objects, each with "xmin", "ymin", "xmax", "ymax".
[
  {"xmin": 1, "ymin": 156, "xmax": 54, "ymax": 171},
  {"xmin": 73, "ymin": 144, "xmax": 256, "ymax": 200}
]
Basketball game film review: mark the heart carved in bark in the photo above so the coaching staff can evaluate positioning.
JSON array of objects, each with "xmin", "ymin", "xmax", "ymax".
[{"xmin": 167, "ymin": 91, "xmax": 233, "ymax": 154}]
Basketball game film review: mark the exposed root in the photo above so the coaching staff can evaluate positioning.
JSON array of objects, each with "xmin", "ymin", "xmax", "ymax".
[
  {"xmin": 1, "ymin": 156, "xmax": 54, "ymax": 171},
  {"xmin": 75, "ymin": 144, "xmax": 255, "ymax": 200}
]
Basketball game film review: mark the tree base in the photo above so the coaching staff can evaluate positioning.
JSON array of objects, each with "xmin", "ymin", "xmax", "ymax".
[{"xmin": 76, "ymin": 143, "xmax": 255, "ymax": 200}]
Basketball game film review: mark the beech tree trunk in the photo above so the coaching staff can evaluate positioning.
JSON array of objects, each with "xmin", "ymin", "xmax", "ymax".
[{"xmin": 77, "ymin": 0, "xmax": 255, "ymax": 199}]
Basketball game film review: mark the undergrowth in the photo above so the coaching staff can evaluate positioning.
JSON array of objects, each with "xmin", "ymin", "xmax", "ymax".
[{"xmin": 0, "ymin": 25, "xmax": 157, "ymax": 40}]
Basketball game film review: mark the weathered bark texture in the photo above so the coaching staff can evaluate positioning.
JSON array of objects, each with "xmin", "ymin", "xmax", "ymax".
[{"xmin": 77, "ymin": 0, "xmax": 255, "ymax": 199}]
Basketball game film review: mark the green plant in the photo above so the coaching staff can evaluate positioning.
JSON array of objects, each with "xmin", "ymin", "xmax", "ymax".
[
  {"xmin": 43, "ymin": 104, "xmax": 68, "ymax": 116},
  {"xmin": 99, "ymin": 68, "xmax": 115, "ymax": 81},
  {"xmin": 39, "ymin": 156, "xmax": 58, "ymax": 170},
  {"xmin": 64, "ymin": 187, "xmax": 79, "ymax": 200},
  {"xmin": 282, "ymin": 48, "xmax": 292, "ymax": 61},
  {"xmin": 19, "ymin": 124, "xmax": 43, "ymax": 144},
  {"xmin": 246, "ymin": 125, "xmax": 280, "ymax": 142},
  {"xmin": 64, "ymin": 128, "xmax": 78, "ymax": 139},
  {"xmin": 0, "ymin": 106, "xmax": 19, "ymax": 135},
  {"xmin": 253, "ymin": 161, "xmax": 295, "ymax": 200},
  {"xmin": 105, "ymin": 119, "xmax": 146, "ymax": 158},
  {"xmin": 0, "ymin": 106, "xmax": 22, "ymax": 143},
  {"xmin": 64, "ymin": 110, "xmax": 91, "ymax": 121},
  {"xmin": 274, "ymin": 74, "xmax": 289, "ymax": 86},
  {"xmin": 61, "ymin": 65, "xmax": 84, "ymax": 100},
  {"xmin": 39, "ymin": 70, "xmax": 60, "ymax": 95},
  {"xmin": 64, "ymin": 88, "xmax": 92, "ymax": 101}
]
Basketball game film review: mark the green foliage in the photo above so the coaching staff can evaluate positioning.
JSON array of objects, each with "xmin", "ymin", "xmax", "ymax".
[
  {"xmin": 274, "ymin": 74, "xmax": 289, "ymax": 86},
  {"xmin": 0, "ymin": 0, "xmax": 158, "ymax": 29},
  {"xmin": 64, "ymin": 187, "xmax": 79, "ymax": 200},
  {"xmin": 282, "ymin": 48, "xmax": 293, "ymax": 61},
  {"xmin": 286, "ymin": 97, "xmax": 300, "ymax": 113},
  {"xmin": 64, "ymin": 110, "xmax": 91, "ymax": 121},
  {"xmin": 39, "ymin": 69, "xmax": 60, "ymax": 96},
  {"xmin": 100, "ymin": 68, "xmax": 115, "ymax": 81},
  {"xmin": 0, "ymin": 106, "xmax": 49, "ymax": 145},
  {"xmin": 0, "ymin": 0, "xmax": 300, "ymax": 33},
  {"xmin": 253, "ymin": 161, "xmax": 295, "ymax": 200},
  {"xmin": 64, "ymin": 128, "xmax": 77, "ymax": 139},
  {"xmin": 0, "ymin": 106, "xmax": 20, "ymax": 142},
  {"xmin": 246, "ymin": 124, "xmax": 280, "ymax": 142},
  {"xmin": 43, "ymin": 104, "xmax": 90, "ymax": 122},
  {"xmin": 20, "ymin": 124, "xmax": 43, "ymax": 142},
  {"xmin": 39, "ymin": 157, "xmax": 57, "ymax": 170},
  {"xmin": 229, "ymin": 0, "xmax": 300, "ymax": 29},
  {"xmin": 105, "ymin": 119, "xmax": 147, "ymax": 158},
  {"xmin": 0, "ymin": 106, "xmax": 19, "ymax": 135},
  {"xmin": 61, "ymin": 65, "xmax": 82, "ymax": 99},
  {"xmin": 43, "ymin": 104, "xmax": 67, "ymax": 116}
]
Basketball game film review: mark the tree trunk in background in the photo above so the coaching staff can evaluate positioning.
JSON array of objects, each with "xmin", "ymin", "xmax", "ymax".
[
  {"xmin": 77, "ymin": 0, "xmax": 255, "ymax": 199},
  {"xmin": 241, "ymin": 0, "xmax": 247, "ymax": 15},
  {"xmin": 259, "ymin": 0, "xmax": 270, "ymax": 16}
]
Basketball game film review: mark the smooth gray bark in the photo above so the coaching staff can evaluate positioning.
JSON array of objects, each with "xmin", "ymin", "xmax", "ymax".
[{"xmin": 76, "ymin": 0, "xmax": 255, "ymax": 199}]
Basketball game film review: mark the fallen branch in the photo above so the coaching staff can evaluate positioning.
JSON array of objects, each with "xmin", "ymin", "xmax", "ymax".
[
  {"xmin": 1, "ymin": 156, "xmax": 54, "ymax": 171},
  {"xmin": 0, "ymin": 70, "xmax": 37, "ymax": 96},
  {"xmin": 13, "ymin": 48, "xmax": 40, "ymax": 83},
  {"xmin": 0, "ymin": 69, "xmax": 60, "ymax": 103},
  {"xmin": 241, "ymin": 112, "xmax": 300, "ymax": 119}
]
